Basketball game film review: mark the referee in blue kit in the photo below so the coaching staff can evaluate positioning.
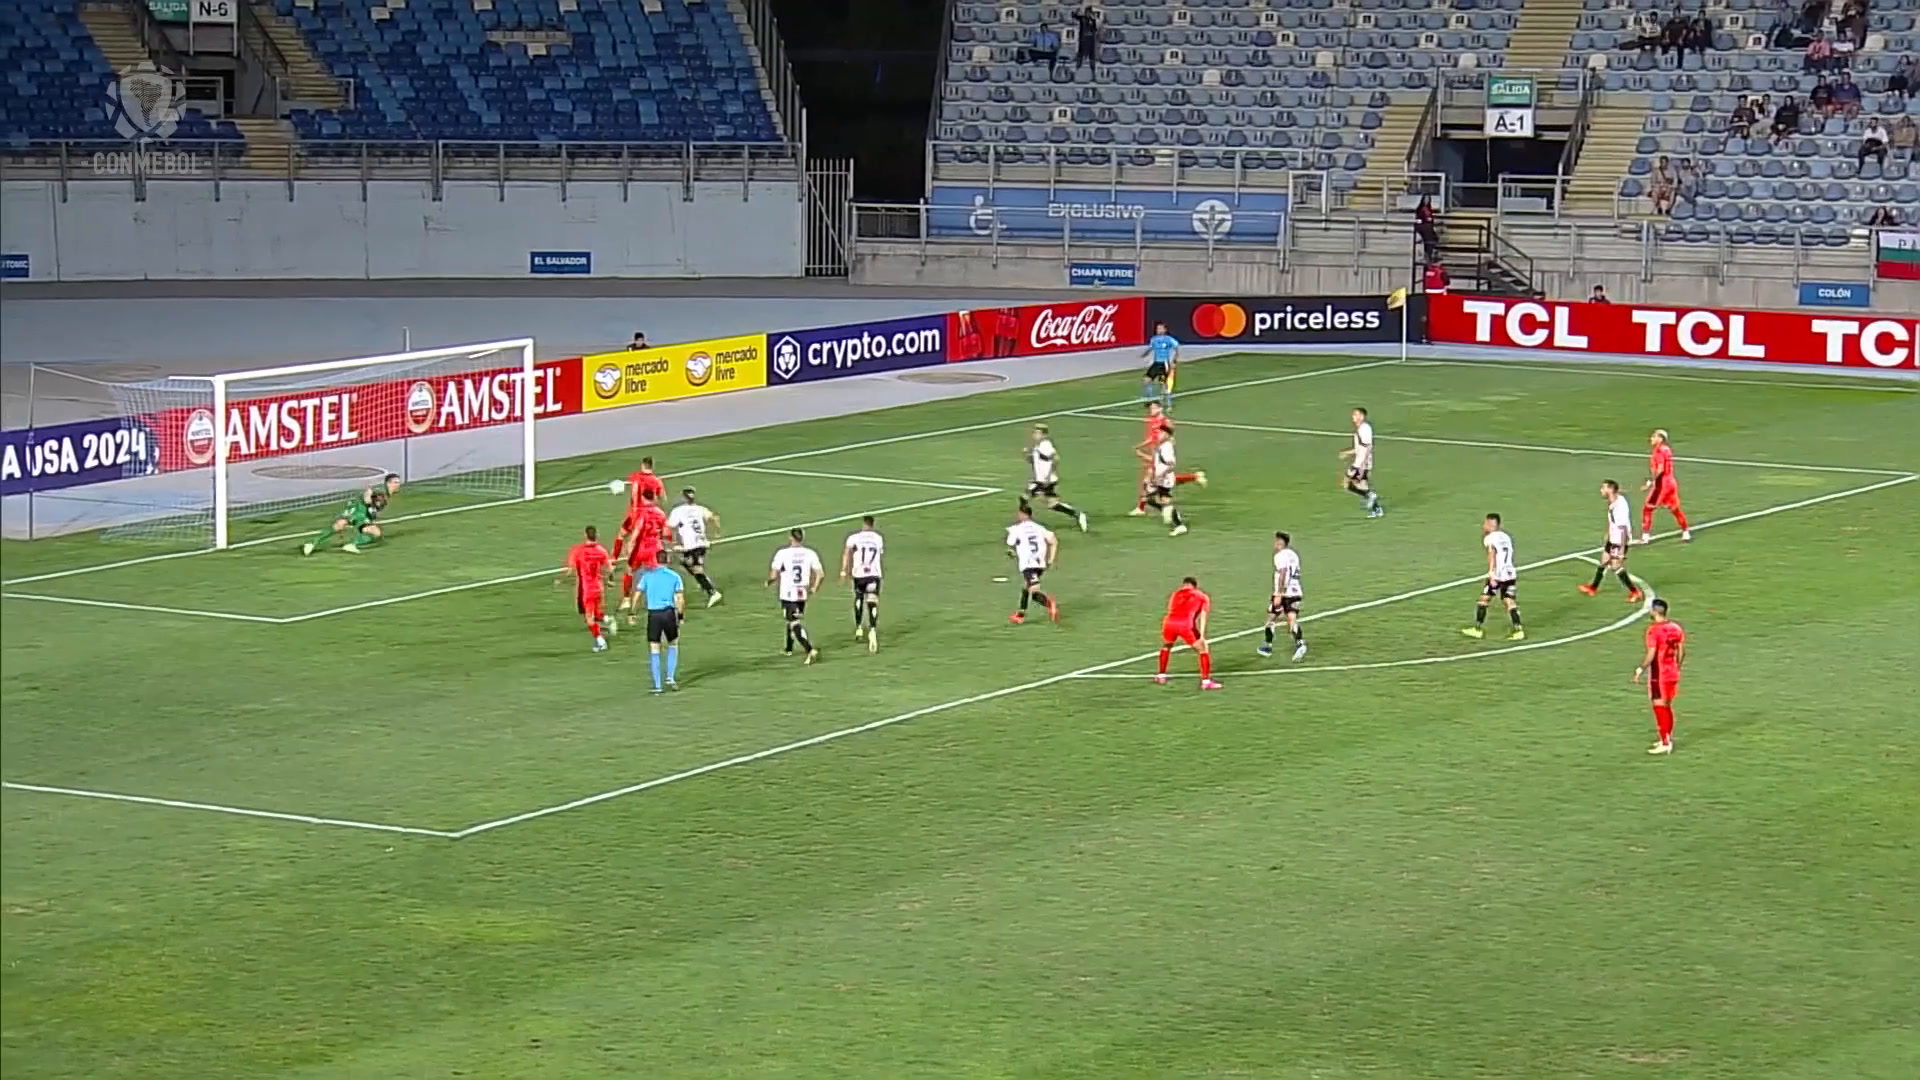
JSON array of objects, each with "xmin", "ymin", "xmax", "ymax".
[{"xmin": 638, "ymin": 560, "xmax": 686, "ymax": 692}]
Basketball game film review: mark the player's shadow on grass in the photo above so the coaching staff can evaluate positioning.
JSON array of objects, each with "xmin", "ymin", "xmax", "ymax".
[{"xmin": 670, "ymin": 654, "xmax": 762, "ymax": 688}]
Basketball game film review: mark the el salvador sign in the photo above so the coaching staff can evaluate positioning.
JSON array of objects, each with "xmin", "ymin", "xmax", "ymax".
[
  {"xmin": 1797, "ymin": 281, "xmax": 1871, "ymax": 308},
  {"xmin": 929, "ymin": 186, "xmax": 1288, "ymax": 243},
  {"xmin": 529, "ymin": 251, "xmax": 591, "ymax": 275}
]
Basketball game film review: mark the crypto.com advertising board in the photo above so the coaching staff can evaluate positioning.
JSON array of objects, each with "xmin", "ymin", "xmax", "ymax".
[
  {"xmin": 947, "ymin": 297, "xmax": 1147, "ymax": 362},
  {"xmin": 767, "ymin": 314, "xmax": 949, "ymax": 385},
  {"xmin": 1429, "ymin": 294, "xmax": 1919, "ymax": 370}
]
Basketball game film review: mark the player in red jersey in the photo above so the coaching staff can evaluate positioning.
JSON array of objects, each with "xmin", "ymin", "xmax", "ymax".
[
  {"xmin": 1633, "ymin": 598, "xmax": 1686, "ymax": 754},
  {"xmin": 614, "ymin": 492, "xmax": 670, "ymax": 621},
  {"xmin": 1640, "ymin": 429, "xmax": 1692, "ymax": 543},
  {"xmin": 1155, "ymin": 576, "xmax": 1223, "ymax": 690},
  {"xmin": 1129, "ymin": 402, "xmax": 1206, "ymax": 515},
  {"xmin": 557, "ymin": 525, "xmax": 615, "ymax": 652},
  {"xmin": 626, "ymin": 456, "xmax": 667, "ymax": 512}
]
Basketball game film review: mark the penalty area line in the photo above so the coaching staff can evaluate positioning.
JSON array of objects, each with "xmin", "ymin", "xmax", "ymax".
[
  {"xmin": 724, "ymin": 465, "xmax": 997, "ymax": 492},
  {"xmin": 0, "ymin": 592, "xmax": 285, "ymax": 623},
  {"xmin": 449, "ymin": 472, "xmax": 1914, "ymax": 839},
  {"xmin": 0, "ymin": 781, "xmax": 460, "ymax": 839}
]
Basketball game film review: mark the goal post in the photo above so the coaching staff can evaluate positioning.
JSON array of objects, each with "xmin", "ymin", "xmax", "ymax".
[{"xmin": 95, "ymin": 337, "xmax": 539, "ymax": 550}]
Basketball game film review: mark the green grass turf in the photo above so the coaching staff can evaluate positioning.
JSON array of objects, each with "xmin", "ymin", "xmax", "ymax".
[{"xmin": 3, "ymin": 354, "xmax": 1917, "ymax": 1080}]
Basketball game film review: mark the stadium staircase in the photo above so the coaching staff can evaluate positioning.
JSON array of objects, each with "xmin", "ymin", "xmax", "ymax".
[
  {"xmin": 76, "ymin": 1, "xmax": 152, "ymax": 75},
  {"xmin": 1564, "ymin": 99, "xmax": 1649, "ymax": 215},
  {"xmin": 717, "ymin": 0, "xmax": 791, "ymax": 140},
  {"xmin": 251, "ymin": 5, "xmax": 347, "ymax": 109},
  {"xmin": 1348, "ymin": 101, "xmax": 1428, "ymax": 212},
  {"xmin": 1500, "ymin": 0, "xmax": 1581, "ymax": 70}
]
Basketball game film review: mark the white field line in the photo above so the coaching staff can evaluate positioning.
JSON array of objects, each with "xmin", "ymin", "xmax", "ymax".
[
  {"xmin": 1407, "ymin": 358, "xmax": 1920, "ymax": 394},
  {"xmin": 0, "ymin": 358, "xmax": 1402, "ymax": 589},
  {"xmin": 1069, "ymin": 583, "xmax": 1655, "ymax": 680},
  {"xmin": 273, "ymin": 488, "xmax": 1004, "ymax": 624},
  {"xmin": 448, "ymin": 473, "xmax": 1915, "ymax": 838},
  {"xmin": 0, "ymin": 592, "xmax": 284, "ymax": 623},
  {"xmin": 1074, "ymin": 412, "xmax": 1918, "ymax": 478},
  {"xmin": 0, "ymin": 781, "xmax": 461, "ymax": 838},
  {"xmin": 725, "ymin": 465, "xmax": 996, "ymax": 492}
]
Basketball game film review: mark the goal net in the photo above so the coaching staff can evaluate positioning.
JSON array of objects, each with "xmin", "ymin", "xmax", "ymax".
[{"xmin": 85, "ymin": 338, "xmax": 539, "ymax": 550}]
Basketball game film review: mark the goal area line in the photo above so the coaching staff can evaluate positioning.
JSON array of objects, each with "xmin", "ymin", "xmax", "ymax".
[{"xmin": 5, "ymin": 473, "xmax": 1909, "ymax": 841}]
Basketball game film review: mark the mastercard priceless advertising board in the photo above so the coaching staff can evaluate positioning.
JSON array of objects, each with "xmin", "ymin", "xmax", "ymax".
[
  {"xmin": 1146, "ymin": 295, "xmax": 1414, "ymax": 346},
  {"xmin": 580, "ymin": 334, "xmax": 768, "ymax": 412}
]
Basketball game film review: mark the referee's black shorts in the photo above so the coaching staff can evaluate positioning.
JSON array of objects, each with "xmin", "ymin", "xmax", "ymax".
[{"xmin": 645, "ymin": 607, "xmax": 680, "ymax": 643}]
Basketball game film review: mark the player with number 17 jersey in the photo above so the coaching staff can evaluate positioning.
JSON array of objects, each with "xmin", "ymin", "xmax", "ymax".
[{"xmin": 841, "ymin": 517, "xmax": 885, "ymax": 652}]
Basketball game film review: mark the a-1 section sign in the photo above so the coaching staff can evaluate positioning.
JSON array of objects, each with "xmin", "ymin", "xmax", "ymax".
[
  {"xmin": 1146, "ymin": 295, "xmax": 1410, "ymax": 345},
  {"xmin": 1428, "ymin": 294, "xmax": 1919, "ymax": 370},
  {"xmin": 947, "ymin": 297, "xmax": 1147, "ymax": 361},
  {"xmin": 767, "ymin": 314, "xmax": 948, "ymax": 384},
  {"xmin": 1484, "ymin": 75, "xmax": 1536, "ymax": 138}
]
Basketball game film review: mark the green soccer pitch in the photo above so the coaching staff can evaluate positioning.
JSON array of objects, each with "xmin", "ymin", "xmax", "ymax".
[{"xmin": 3, "ymin": 354, "xmax": 1917, "ymax": 1080}]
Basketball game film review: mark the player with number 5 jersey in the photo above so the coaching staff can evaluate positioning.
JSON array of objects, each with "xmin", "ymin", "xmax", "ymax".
[{"xmin": 1005, "ymin": 503, "xmax": 1059, "ymax": 624}]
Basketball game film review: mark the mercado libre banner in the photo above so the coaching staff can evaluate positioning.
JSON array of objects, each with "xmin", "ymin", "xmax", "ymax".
[
  {"xmin": 767, "ymin": 314, "xmax": 949, "ymax": 385},
  {"xmin": 947, "ymin": 297, "xmax": 1147, "ymax": 362},
  {"xmin": 580, "ymin": 334, "xmax": 768, "ymax": 412},
  {"xmin": 1427, "ymin": 294, "xmax": 1919, "ymax": 371},
  {"xmin": 144, "ymin": 358, "xmax": 583, "ymax": 473}
]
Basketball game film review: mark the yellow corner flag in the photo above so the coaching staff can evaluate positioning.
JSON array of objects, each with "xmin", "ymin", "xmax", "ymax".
[{"xmin": 1386, "ymin": 287, "xmax": 1409, "ymax": 310}]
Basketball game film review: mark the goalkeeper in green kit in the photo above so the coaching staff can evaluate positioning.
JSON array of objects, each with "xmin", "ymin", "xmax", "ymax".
[{"xmin": 302, "ymin": 473, "xmax": 402, "ymax": 556}]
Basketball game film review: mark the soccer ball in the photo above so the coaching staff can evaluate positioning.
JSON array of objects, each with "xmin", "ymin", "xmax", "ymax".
[{"xmin": 607, "ymin": 479, "xmax": 625, "ymax": 494}]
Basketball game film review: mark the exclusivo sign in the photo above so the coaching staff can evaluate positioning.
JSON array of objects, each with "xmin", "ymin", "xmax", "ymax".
[
  {"xmin": 1428, "ymin": 294, "xmax": 1919, "ymax": 370},
  {"xmin": 767, "ymin": 314, "xmax": 948, "ymax": 384}
]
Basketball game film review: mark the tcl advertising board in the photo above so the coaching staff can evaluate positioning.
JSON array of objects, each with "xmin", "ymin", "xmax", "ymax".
[
  {"xmin": 151, "ymin": 358, "xmax": 583, "ymax": 471},
  {"xmin": 947, "ymin": 297, "xmax": 1146, "ymax": 362},
  {"xmin": 1429, "ymin": 294, "xmax": 1919, "ymax": 370}
]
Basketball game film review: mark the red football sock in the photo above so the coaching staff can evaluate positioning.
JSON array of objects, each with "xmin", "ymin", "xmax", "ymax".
[
  {"xmin": 588, "ymin": 623, "xmax": 602, "ymax": 637},
  {"xmin": 1671, "ymin": 506, "xmax": 1690, "ymax": 530},
  {"xmin": 1157, "ymin": 648, "xmax": 1171, "ymax": 674},
  {"xmin": 1654, "ymin": 704, "xmax": 1674, "ymax": 741},
  {"xmin": 621, "ymin": 572, "xmax": 635, "ymax": 596},
  {"xmin": 1176, "ymin": 473, "xmax": 1199, "ymax": 485},
  {"xmin": 1136, "ymin": 495, "xmax": 1148, "ymax": 510},
  {"xmin": 1198, "ymin": 652, "xmax": 1212, "ymax": 679},
  {"xmin": 1640, "ymin": 506, "xmax": 1654, "ymax": 533}
]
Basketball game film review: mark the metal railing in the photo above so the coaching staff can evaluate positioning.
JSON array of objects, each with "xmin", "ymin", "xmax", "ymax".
[
  {"xmin": 0, "ymin": 139, "xmax": 802, "ymax": 199},
  {"xmin": 852, "ymin": 200, "xmax": 1293, "ymax": 269},
  {"xmin": 1559, "ymin": 71, "xmax": 1598, "ymax": 178},
  {"xmin": 1435, "ymin": 67, "xmax": 1591, "ymax": 111},
  {"xmin": 738, "ymin": 0, "xmax": 807, "ymax": 149},
  {"xmin": 926, "ymin": 140, "xmax": 1351, "ymax": 198}
]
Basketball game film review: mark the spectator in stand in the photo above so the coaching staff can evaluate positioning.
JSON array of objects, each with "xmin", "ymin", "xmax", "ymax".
[
  {"xmin": 1590, "ymin": 284, "xmax": 1613, "ymax": 304},
  {"xmin": 1859, "ymin": 118, "xmax": 1891, "ymax": 168},
  {"xmin": 1423, "ymin": 261, "xmax": 1451, "ymax": 295},
  {"xmin": 1771, "ymin": 96, "xmax": 1802, "ymax": 147},
  {"xmin": 1866, "ymin": 205, "xmax": 1899, "ymax": 227},
  {"xmin": 1832, "ymin": 23, "xmax": 1858, "ymax": 69},
  {"xmin": 1798, "ymin": 0, "xmax": 1829, "ymax": 36},
  {"xmin": 1729, "ymin": 97, "xmax": 1756, "ymax": 139},
  {"xmin": 1687, "ymin": 12, "xmax": 1714, "ymax": 61},
  {"xmin": 1890, "ymin": 56, "xmax": 1915, "ymax": 101},
  {"xmin": 1071, "ymin": 6, "xmax": 1101, "ymax": 76},
  {"xmin": 1677, "ymin": 157, "xmax": 1701, "ymax": 204},
  {"xmin": 1650, "ymin": 155, "xmax": 1677, "ymax": 214},
  {"xmin": 1415, "ymin": 194, "xmax": 1440, "ymax": 262},
  {"xmin": 1661, "ymin": 11, "xmax": 1689, "ymax": 66},
  {"xmin": 1834, "ymin": 72, "xmax": 1862, "ymax": 118},
  {"xmin": 1804, "ymin": 33, "xmax": 1833, "ymax": 72},
  {"xmin": 627, "ymin": 331, "xmax": 649, "ymax": 350},
  {"xmin": 1022, "ymin": 23, "xmax": 1061, "ymax": 71},
  {"xmin": 1633, "ymin": 11, "xmax": 1663, "ymax": 55},
  {"xmin": 1892, "ymin": 115, "xmax": 1918, "ymax": 157},
  {"xmin": 1810, "ymin": 77, "xmax": 1835, "ymax": 116}
]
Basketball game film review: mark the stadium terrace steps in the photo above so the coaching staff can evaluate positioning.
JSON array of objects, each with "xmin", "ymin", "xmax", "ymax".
[
  {"xmin": 230, "ymin": 115, "xmax": 300, "ymax": 170},
  {"xmin": 1348, "ymin": 99, "xmax": 1429, "ymax": 212},
  {"xmin": 717, "ymin": 0, "xmax": 788, "ymax": 139},
  {"xmin": 76, "ymin": 1, "xmax": 151, "ymax": 76},
  {"xmin": 1566, "ymin": 96, "xmax": 1649, "ymax": 214},
  {"xmin": 253, "ymin": 8, "xmax": 348, "ymax": 108},
  {"xmin": 1501, "ymin": 0, "xmax": 1583, "ymax": 72}
]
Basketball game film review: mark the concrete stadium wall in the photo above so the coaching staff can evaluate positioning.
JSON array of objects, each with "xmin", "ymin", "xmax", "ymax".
[{"xmin": 0, "ymin": 179, "xmax": 804, "ymax": 281}]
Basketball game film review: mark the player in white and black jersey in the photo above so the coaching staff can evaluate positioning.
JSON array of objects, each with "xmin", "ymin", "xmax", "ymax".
[
  {"xmin": 1582, "ymin": 480, "xmax": 1645, "ymax": 602},
  {"xmin": 1337, "ymin": 407, "xmax": 1385, "ymax": 518},
  {"xmin": 1023, "ymin": 425, "xmax": 1089, "ymax": 532},
  {"xmin": 1145, "ymin": 429, "xmax": 1189, "ymax": 537},
  {"xmin": 767, "ymin": 528, "xmax": 824, "ymax": 664},
  {"xmin": 1259, "ymin": 530, "xmax": 1309, "ymax": 661},
  {"xmin": 1004, "ymin": 502, "xmax": 1059, "ymax": 624},
  {"xmin": 666, "ymin": 487, "xmax": 724, "ymax": 607},
  {"xmin": 1464, "ymin": 513, "xmax": 1524, "ymax": 641},
  {"xmin": 839, "ymin": 514, "xmax": 885, "ymax": 654}
]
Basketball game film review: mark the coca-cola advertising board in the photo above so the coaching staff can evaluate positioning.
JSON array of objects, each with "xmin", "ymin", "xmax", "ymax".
[
  {"xmin": 149, "ymin": 357, "xmax": 583, "ymax": 471},
  {"xmin": 947, "ymin": 297, "xmax": 1146, "ymax": 362},
  {"xmin": 1429, "ymin": 294, "xmax": 1919, "ymax": 370}
]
